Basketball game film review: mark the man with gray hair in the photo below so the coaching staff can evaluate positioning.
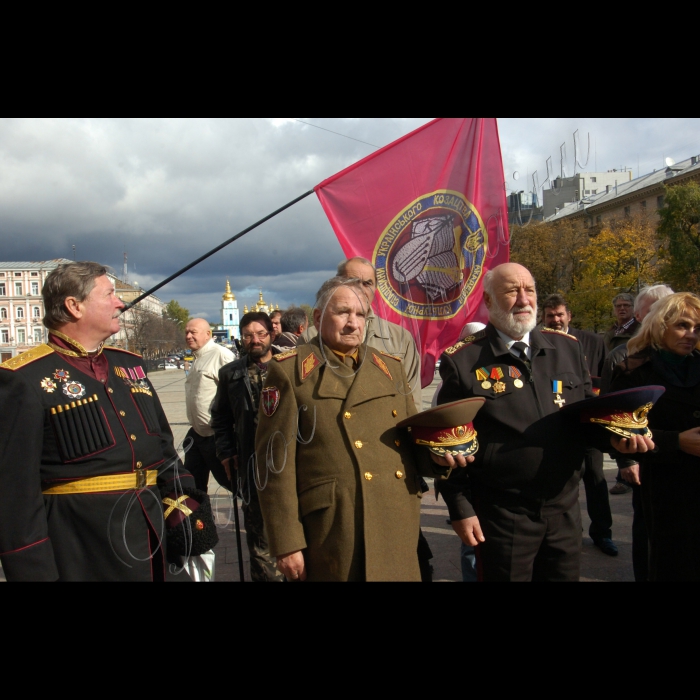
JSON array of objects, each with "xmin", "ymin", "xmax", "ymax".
[
  {"xmin": 603, "ymin": 293, "xmax": 639, "ymax": 353},
  {"xmin": 255, "ymin": 276, "xmax": 438, "ymax": 581},
  {"xmin": 274, "ymin": 307, "xmax": 308, "ymax": 349},
  {"xmin": 435, "ymin": 262, "xmax": 654, "ymax": 581},
  {"xmin": 302, "ymin": 257, "xmax": 422, "ymax": 410}
]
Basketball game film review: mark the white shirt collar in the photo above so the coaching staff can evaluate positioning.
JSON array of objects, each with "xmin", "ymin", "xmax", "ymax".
[{"xmin": 496, "ymin": 328, "xmax": 531, "ymax": 351}]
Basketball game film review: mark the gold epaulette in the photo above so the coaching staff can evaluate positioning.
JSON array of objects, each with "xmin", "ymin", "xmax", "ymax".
[
  {"xmin": 443, "ymin": 331, "xmax": 484, "ymax": 356},
  {"xmin": 542, "ymin": 328, "xmax": 579, "ymax": 341},
  {"xmin": 0, "ymin": 344, "xmax": 54, "ymax": 371},
  {"xmin": 379, "ymin": 351, "xmax": 402, "ymax": 362},
  {"xmin": 274, "ymin": 349, "xmax": 297, "ymax": 362},
  {"xmin": 104, "ymin": 346, "xmax": 143, "ymax": 357}
]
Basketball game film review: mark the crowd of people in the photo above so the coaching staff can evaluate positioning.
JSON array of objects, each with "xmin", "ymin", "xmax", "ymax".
[{"xmin": 1, "ymin": 256, "xmax": 698, "ymax": 581}]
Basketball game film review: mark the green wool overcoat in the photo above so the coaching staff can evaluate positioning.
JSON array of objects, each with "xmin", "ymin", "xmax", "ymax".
[{"xmin": 255, "ymin": 339, "xmax": 433, "ymax": 582}]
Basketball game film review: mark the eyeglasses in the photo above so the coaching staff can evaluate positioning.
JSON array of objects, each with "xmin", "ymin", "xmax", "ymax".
[{"xmin": 242, "ymin": 331, "xmax": 270, "ymax": 341}]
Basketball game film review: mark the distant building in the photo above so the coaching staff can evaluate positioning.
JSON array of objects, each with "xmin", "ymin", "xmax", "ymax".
[
  {"xmin": 0, "ymin": 258, "xmax": 72, "ymax": 362},
  {"xmin": 508, "ymin": 191, "xmax": 544, "ymax": 227},
  {"xmin": 545, "ymin": 156, "xmax": 700, "ymax": 226},
  {"xmin": 111, "ymin": 276, "xmax": 167, "ymax": 351},
  {"xmin": 242, "ymin": 290, "xmax": 279, "ymax": 316},
  {"xmin": 0, "ymin": 258, "xmax": 166, "ymax": 361},
  {"xmin": 543, "ymin": 170, "xmax": 633, "ymax": 218},
  {"xmin": 220, "ymin": 280, "xmax": 240, "ymax": 341}
]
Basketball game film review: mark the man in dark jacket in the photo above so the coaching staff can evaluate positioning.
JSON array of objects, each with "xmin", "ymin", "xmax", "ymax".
[
  {"xmin": 542, "ymin": 294, "xmax": 617, "ymax": 557},
  {"xmin": 211, "ymin": 311, "xmax": 284, "ymax": 582},
  {"xmin": 0, "ymin": 261, "xmax": 198, "ymax": 581},
  {"xmin": 436, "ymin": 263, "xmax": 654, "ymax": 581}
]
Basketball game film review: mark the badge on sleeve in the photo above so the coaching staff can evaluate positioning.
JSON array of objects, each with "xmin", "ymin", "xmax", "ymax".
[{"xmin": 262, "ymin": 387, "xmax": 280, "ymax": 417}]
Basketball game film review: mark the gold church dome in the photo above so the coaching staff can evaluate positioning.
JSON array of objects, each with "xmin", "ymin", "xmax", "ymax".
[{"xmin": 223, "ymin": 280, "xmax": 236, "ymax": 301}]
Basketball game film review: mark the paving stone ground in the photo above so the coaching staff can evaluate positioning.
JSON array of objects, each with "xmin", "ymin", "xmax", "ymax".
[{"xmin": 0, "ymin": 366, "xmax": 636, "ymax": 582}]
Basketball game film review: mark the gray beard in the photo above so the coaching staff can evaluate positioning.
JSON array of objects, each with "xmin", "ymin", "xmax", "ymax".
[{"xmin": 490, "ymin": 303, "xmax": 537, "ymax": 339}]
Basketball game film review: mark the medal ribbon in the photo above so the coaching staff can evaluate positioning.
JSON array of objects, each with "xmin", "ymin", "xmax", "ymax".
[
  {"xmin": 490, "ymin": 367, "xmax": 504, "ymax": 381},
  {"xmin": 552, "ymin": 380, "xmax": 562, "ymax": 394},
  {"xmin": 475, "ymin": 368, "xmax": 488, "ymax": 381},
  {"xmin": 509, "ymin": 366, "xmax": 521, "ymax": 378}
]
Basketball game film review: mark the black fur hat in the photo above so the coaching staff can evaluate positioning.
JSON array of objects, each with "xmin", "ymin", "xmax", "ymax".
[{"xmin": 161, "ymin": 487, "xmax": 219, "ymax": 557}]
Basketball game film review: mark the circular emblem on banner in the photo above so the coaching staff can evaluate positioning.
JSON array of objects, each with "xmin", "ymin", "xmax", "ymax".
[{"xmin": 373, "ymin": 190, "xmax": 487, "ymax": 320}]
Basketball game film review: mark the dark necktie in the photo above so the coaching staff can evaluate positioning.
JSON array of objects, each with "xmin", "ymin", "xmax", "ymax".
[{"xmin": 512, "ymin": 341, "xmax": 531, "ymax": 371}]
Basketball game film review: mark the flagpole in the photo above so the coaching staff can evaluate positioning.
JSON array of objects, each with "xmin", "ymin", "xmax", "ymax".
[{"xmin": 120, "ymin": 189, "xmax": 315, "ymax": 311}]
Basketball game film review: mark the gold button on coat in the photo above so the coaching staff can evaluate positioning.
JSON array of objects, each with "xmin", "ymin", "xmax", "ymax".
[
  {"xmin": 130, "ymin": 434, "xmax": 137, "ymax": 441},
  {"xmin": 108, "ymin": 388, "xmax": 114, "ymax": 393},
  {"xmin": 364, "ymin": 472, "xmax": 373, "ymax": 480},
  {"xmin": 119, "ymin": 410, "xmax": 126, "ymax": 416},
  {"xmin": 395, "ymin": 439, "xmax": 401, "ymax": 447},
  {"xmin": 344, "ymin": 411, "xmax": 352, "ymax": 419},
  {"xmin": 392, "ymin": 410, "xmax": 397, "ymax": 417},
  {"xmin": 395, "ymin": 470, "xmax": 403, "ymax": 479},
  {"xmin": 354, "ymin": 440, "xmax": 363, "ymax": 449},
  {"xmin": 136, "ymin": 461, "xmax": 143, "ymax": 468}
]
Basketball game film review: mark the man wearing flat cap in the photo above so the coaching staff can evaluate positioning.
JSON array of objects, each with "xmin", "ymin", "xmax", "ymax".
[
  {"xmin": 254, "ymin": 276, "xmax": 439, "ymax": 581},
  {"xmin": 0, "ymin": 261, "xmax": 207, "ymax": 581},
  {"xmin": 436, "ymin": 262, "xmax": 654, "ymax": 582}
]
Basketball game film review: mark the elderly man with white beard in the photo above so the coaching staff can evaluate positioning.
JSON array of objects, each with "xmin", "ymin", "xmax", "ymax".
[{"xmin": 434, "ymin": 263, "xmax": 654, "ymax": 581}]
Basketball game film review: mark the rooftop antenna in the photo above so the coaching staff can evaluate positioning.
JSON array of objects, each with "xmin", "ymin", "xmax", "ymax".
[
  {"xmin": 72, "ymin": 245, "xmax": 76, "ymax": 261},
  {"xmin": 123, "ymin": 250, "xmax": 128, "ymax": 284}
]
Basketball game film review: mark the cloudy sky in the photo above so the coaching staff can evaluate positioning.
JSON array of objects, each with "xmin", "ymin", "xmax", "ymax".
[{"xmin": 1, "ymin": 118, "xmax": 698, "ymax": 322}]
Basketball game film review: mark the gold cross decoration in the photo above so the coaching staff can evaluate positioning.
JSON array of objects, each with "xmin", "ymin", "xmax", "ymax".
[
  {"xmin": 554, "ymin": 394, "xmax": 566, "ymax": 408},
  {"xmin": 162, "ymin": 495, "xmax": 193, "ymax": 520}
]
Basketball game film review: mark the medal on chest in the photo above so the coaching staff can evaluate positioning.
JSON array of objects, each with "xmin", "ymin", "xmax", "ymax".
[
  {"xmin": 490, "ymin": 367, "xmax": 505, "ymax": 394},
  {"xmin": 475, "ymin": 367, "xmax": 491, "ymax": 390},
  {"xmin": 509, "ymin": 365, "xmax": 523, "ymax": 388},
  {"xmin": 553, "ymin": 380, "xmax": 566, "ymax": 407}
]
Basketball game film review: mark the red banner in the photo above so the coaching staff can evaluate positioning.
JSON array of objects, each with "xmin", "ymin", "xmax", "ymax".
[{"xmin": 315, "ymin": 118, "xmax": 509, "ymax": 388}]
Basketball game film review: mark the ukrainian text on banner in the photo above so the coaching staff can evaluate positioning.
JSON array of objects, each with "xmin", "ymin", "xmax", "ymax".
[{"xmin": 315, "ymin": 118, "xmax": 509, "ymax": 388}]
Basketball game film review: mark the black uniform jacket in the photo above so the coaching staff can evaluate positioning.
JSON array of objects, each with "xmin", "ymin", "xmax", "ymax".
[
  {"xmin": 569, "ymin": 327, "xmax": 605, "ymax": 378},
  {"xmin": 210, "ymin": 347, "xmax": 281, "ymax": 493},
  {"xmin": 437, "ymin": 324, "xmax": 597, "ymax": 520},
  {"xmin": 0, "ymin": 344, "xmax": 194, "ymax": 581}
]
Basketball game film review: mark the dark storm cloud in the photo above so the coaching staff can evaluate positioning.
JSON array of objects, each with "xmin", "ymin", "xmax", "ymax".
[{"xmin": 1, "ymin": 118, "xmax": 698, "ymax": 321}]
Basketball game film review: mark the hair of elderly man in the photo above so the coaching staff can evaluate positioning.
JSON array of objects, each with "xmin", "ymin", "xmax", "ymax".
[
  {"xmin": 542, "ymin": 293, "xmax": 570, "ymax": 312},
  {"xmin": 634, "ymin": 284, "xmax": 674, "ymax": 314},
  {"xmin": 628, "ymin": 292, "xmax": 700, "ymax": 355},
  {"xmin": 612, "ymin": 292, "xmax": 635, "ymax": 306},
  {"xmin": 239, "ymin": 311, "xmax": 272, "ymax": 333},
  {"xmin": 281, "ymin": 307, "xmax": 308, "ymax": 333},
  {"xmin": 314, "ymin": 276, "xmax": 366, "ymax": 310},
  {"xmin": 42, "ymin": 261, "xmax": 109, "ymax": 328},
  {"xmin": 336, "ymin": 257, "xmax": 375, "ymax": 277}
]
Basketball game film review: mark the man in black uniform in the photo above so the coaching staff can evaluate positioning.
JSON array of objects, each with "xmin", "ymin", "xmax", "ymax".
[
  {"xmin": 542, "ymin": 293, "xmax": 617, "ymax": 557},
  {"xmin": 436, "ymin": 263, "xmax": 653, "ymax": 581},
  {"xmin": 0, "ymin": 262, "xmax": 199, "ymax": 581}
]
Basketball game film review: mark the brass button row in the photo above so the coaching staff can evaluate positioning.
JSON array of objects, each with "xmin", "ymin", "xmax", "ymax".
[
  {"xmin": 120, "ymin": 410, "xmax": 126, "ymax": 417},
  {"xmin": 344, "ymin": 411, "xmax": 352, "ymax": 419},
  {"xmin": 354, "ymin": 440, "xmax": 363, "ymax": 449},
  {"xmin": 365, "ymin": 470, "xmax": 404, "ymax": 480}
]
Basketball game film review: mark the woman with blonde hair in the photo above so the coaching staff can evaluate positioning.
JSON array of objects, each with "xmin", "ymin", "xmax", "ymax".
[{"xmin": 611, "ymin": 292, "xmax": 700, "ymax": 580}]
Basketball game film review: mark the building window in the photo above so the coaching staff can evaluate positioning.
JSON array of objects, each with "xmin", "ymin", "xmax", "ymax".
[
  {"xmin": 17, "ymin": 328, "xmax": 25, "ymax": 344},
  {"xmin": 31, "ymin": 272, "xmax": 38, "ymax": 276},
  {"xmin": 1, "ymin": 330, "xmax": 8, "ymax": 343},
  {"xmin": 0, "ymin": 284, "xmax": 4, "ymax": 296},
  {"xmin": 14, "ymin": 272, "xmax": 21, "ymax": 277},
  {"xmin": 33, "ymin": 306, "xmax": 40, "ymax": 318},
  {"xmin": 657, "ymin": 195, "xmax": 665, "ymax": 208},
  {"xmin": 0, "ymin": 273, "xmax": 4, "ymax": 277},
  {"xmin": 31, "ymin": 282, "xmax": 39, "ymax": 295},
  {"xmin": 641, "ymin": 200, "xmax": 647, "ymax": 209},
  {"xmin": 624, "ymin": 206, "xmax": 631, "ymax": 217},
  {"xmin": 0, "ymin": 308, "xmax": 6, "ymax": 319},
  {"xmin": 585, "ymin": 190, "xmax": 591, "ymax": 194},
  {"xmin": 34, "ymin": 328, "xmax": 43, "ymax": 343},
  {"xmin": 16, "ymin": 307, "xmax": 24, "ymax": 319},
  {"xmin": 15, "ymin": 282, "xmax": 22, "ymax": 295},
  {"xmin": 591, "ymin": 177, "xmax": 597, "ymax": 183},
  {"xmin": 592, "ymin": 189, "xmax": 597, "ymax": 194}
]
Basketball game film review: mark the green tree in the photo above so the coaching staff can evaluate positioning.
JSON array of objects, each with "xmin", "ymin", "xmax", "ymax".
[
  {"xmin": 300, "ymin": 304, "xmax": 314, "ymax": 326},
  {"xmin": 165, "ymin": 300, "xmax": 189, "ymax": 331},
  {"xmin": 658, "ymin": 181, "xmax": 700, "ymax": 292}
]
